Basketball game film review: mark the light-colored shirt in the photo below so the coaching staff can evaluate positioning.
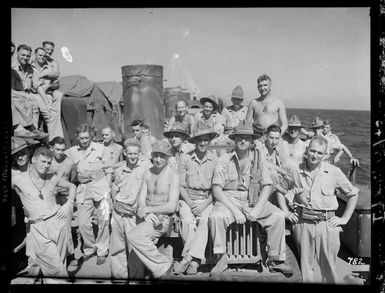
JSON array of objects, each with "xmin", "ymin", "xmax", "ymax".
[
  {"xmin": 180, "ymin": 150, "xmax": 217, "ymax": 191},
  {"xmin": 288, "ymin": 161, "xmax": 359, "ymax": 210},
  {"xmin": 31, "ymin": 60, "xmax": 51, "ymax": 89},
  {"xmin": 113, "ymin": 159, "xmax": 151, "ymax": 205},
  {"xmin": 324, "ymin": 132, "xmax": 344, "ymax": 163},
  {"xmin": 212, "ymin": 150, "xmax": 272, "ymax": 201},
  {"xmin": 193, "ymin": 111, "xmax": 225, "ymax": 135},
  {"xmin": 221, "ymin": 105, "xmax": 248, "ymax": 130},
  {"xmin": 66, "ymin": 141, "xmax": 109, "ymax": 203}
]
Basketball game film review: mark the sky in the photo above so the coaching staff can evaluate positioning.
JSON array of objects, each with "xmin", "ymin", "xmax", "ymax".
[{"xmin": 11, "ymin": 7, "xmax": 370, "ymax": 110}]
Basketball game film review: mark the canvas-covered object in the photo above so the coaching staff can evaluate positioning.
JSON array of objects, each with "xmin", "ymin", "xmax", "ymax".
[{"xmin": 59, "ymin": 75, "xmax": 121, "ymax": 144}]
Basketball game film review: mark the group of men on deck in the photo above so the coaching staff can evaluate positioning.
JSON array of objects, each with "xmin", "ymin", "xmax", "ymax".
[{"xmin": 10, "ymin": 54, "xmax": 361, "ymax": 284}]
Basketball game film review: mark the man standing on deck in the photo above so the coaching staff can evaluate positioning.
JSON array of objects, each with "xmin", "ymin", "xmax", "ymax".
[
  {"xmin": 281, "ymin": 136, "xmax": 359, "ymax": 283},
  {"xmin": 246, "ymin": 74, "xmax": 288, "ymax": 135},
  {"xmin": 65, "ymin": 124, "xmax": 110, "ymax": 265},
  {"xmin": 126, "ymin": 140, "xmax": 180, "ymax": 279},
  {"xmin": 322, "ymin": 119, "xmax": 359, "ymax": 166},
  {"xmin": 12, "ymin": 146, "xmax": 76, "ymax": 279}
]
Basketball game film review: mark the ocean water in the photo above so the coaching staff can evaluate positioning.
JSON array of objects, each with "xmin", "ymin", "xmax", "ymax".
[{"xmin": 286, "ymin": 108, "xmax": 371, "ymax": 188}]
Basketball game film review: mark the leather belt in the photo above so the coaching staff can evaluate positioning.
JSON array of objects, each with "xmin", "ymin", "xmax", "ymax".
[
  {"xmin": 28, "ymin": 212, "xmax": 57, "ymax": 224},
  {"xmin": 297, "ymin": 206, "xmax": 335, "ymax": 222}
]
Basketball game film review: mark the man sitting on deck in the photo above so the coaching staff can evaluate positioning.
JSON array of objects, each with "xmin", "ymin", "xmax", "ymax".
[
  {"xmin": 208, "ymin": 123, "xmax": 293, "ymax": 276},
  {"xmin": 12, "ymin": 146, "xmax": 76, "ymax": 279},
  {"xmin": 126, "ymin": 140, "xmax": 180, "ymax": 279},
  {"xmin": 172, "ymin": 127, "xmax": 218, "ymax": 275}
]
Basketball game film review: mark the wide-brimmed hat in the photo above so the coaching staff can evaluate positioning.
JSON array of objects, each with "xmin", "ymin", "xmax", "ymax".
[
  {"xmin": 163, "ymin": 123, "xmax": 190, "ymax": 140},
  {"xmin": 288, "ymin": 115, "xmax": 302, "ymax": 127},
  {"xmin": 187, "ymin": 128, "xmax": 218, "ymax": 144},
  {"xmin": 200, "ymin": 95, "xmax": 218, "ymax": 111},
  {"xmin": 11, "ymin": 136, "xmax": 39, "ymax": 156},
  {"xmin": 311, "ymin": 116, "xmax": 324, "ymax": 128},
  {"xmin": 229, "ymin": 123, "xmax": 261, "ymax": 140},
  {"xmin": 151, "ymin": 140, "xmax": 172, "ymax": 156},
  {"xmin": 229, "ymin": 85, "xmax": 244, "ymax": 99}
]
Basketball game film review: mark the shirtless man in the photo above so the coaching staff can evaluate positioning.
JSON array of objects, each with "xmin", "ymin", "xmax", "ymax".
[
  {"xmin": 126, "ymin": 140, "xmax": 180, "ymax": 279},
  {"xmin": 49, "ymin": 136, "xmax": 77, "ymax": 263},
  {"xmin": 49, "ymin": 136, "xmax": 77, "ymax": 186},
  {"xmin": 12, "ymin": 146, "xmax": 76, "ymax": 278},
  {"xmin": 246, "ymin": 74, "xmax": 288, "ymax": 135},
  {"xmin": 281, "ymin": 115, "xmax": 308, "ymax": 168}
]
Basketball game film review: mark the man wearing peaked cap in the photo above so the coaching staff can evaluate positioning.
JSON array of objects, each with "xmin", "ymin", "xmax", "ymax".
[
  {"xmin": 173, "ymin": 124, "xmax": 218, "ymax": 275},
  {"xmin": 311, "ymin": 116, "xmax": 324, "ymax": 136},
  {"xmin": 194, "ymin": 95, "xmax": 225, "ymax": 137},
  {"xmin": 288, "ymin": 115, "xmax": 302, "ymax": 127},
  {"xmin": 126, "ymin": 139, "xmax": 180, "ymax": 279},
  {"xmin": 208, "ymin": 121, "xmax": 293, "ymax": 276},
  {"xmin": 164, "ymin": 123, "xmax": 193, "ymax": 171},
  {"xmin": 221, "ymin": 85, "xmax": 248, "ymax": 135},
  {"xmin": 151, "ymin": 139, "xmax": 173, "ymax": 157}
]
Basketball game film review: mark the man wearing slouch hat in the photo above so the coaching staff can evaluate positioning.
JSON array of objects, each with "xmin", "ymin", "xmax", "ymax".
[{"xmin": 208, "ymin": 123, "xmax": 293, "ymax": 276}]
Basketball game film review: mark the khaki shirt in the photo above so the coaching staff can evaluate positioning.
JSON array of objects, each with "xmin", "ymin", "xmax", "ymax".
[
  {"xmin": 289, "ymin": 161, "xmax": 359, "ymax": 210},
  {"xmin": 324, "ymin": 133, "xmax": 344, "ymax": 163},
  {"xmin": 66, "ymin": 142, "xmax": 109, "ymax": 203},
  {"xmin": 212, "ymin": 150, "xmax": 272, "ymax": 201},
  {"xmin": 113, "ymin": 159, "xmax": 152, "ymax": 205},
  {"xmin": 180, "ymin": 150, "xmax": 217, "ymax": 200},
  {"xmin": 193, "ymin": 111, "xmax": 225, "ymax": 135},
  {"xmin": 221, "ymin": 105, "xmax": 248, "ymax": 130},
  {"xmin": 31, "ymin": 60, "xmax": 51, "ymax": 89}
]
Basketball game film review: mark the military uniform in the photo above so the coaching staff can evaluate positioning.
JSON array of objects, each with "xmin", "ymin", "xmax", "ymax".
[
  {"xmin": 66, "ymin": 142, "xmax": 110, "ymax": 258},
  {"xmin": 288, "ymin": 161, "xmax": 359, "ymax": 283},
  {"xmin": 208, "ymin": 150, "xmax": 287, "ymax": 261}
]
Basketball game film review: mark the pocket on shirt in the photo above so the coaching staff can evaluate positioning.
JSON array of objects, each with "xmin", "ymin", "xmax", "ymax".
[
  {"xmin": 321, "ymin": 185, "xmax": 336, "ymax": 196},
  {"xmin": 228, "ymin": 173, "xmax": 238, "ymax": 181}
]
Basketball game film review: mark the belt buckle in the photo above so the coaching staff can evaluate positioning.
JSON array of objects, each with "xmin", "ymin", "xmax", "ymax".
[{"xmin": 318, "ymin": 212, "xmax": 327, "ymax": 221}]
